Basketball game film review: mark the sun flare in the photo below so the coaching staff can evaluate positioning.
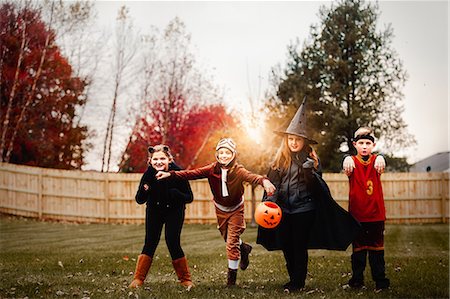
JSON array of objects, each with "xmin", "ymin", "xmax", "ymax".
[{"xmin": 243, "ymin": 118, "xmax": 265, "ymax": 145}]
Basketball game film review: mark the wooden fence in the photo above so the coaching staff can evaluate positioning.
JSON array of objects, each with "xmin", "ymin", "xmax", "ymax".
[{"xmin": 0, "ymin": 162, "xmax": 448, "ymax": 224}]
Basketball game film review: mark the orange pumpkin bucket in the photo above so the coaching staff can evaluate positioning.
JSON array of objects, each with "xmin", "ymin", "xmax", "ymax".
[{"xmin": 255, "ymin": 201, "xmax": 282, "ymax": 229}]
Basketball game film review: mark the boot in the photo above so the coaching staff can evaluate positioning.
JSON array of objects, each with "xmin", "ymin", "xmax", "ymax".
[
  {"xmin": 227, "ymin": 268, "xmax": 238, "ymax": 286},
  {"xmin": 239, "ymin": 242, "xmax": 252, "ymax": 270},
  {"xmin": 172, "ymin": 256, "xmax": 194, "ymax": 290},
  {"xmin": 129, "ymin": 254, "xmax": 152, "ymax": 288}
]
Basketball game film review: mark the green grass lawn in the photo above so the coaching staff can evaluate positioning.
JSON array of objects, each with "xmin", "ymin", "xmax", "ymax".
[{"xmin": 0, "ymin": 215, "xmax": 448, "ymax": 299}]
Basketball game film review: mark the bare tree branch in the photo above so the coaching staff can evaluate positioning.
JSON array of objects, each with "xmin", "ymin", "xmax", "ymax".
[{"xmin": 0, "ymin": 20, "xmax": 27, "ymax": 161}]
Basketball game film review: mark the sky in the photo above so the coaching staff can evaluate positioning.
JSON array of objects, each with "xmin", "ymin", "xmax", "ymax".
[{"xmin": 88, "ymin": 0, "xmax": 448, "ymax": 170}]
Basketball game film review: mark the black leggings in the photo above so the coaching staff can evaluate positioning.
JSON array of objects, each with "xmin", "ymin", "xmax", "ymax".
[
  {"xmin": 142, "ymin": 206, "xmax": 185, "ymax": 260},
  {"xmin": 279, "ymin": 210, "xmax": 316, "ymax": 287}
]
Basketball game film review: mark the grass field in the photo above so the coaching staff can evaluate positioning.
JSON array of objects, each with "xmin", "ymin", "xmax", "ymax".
[{"xmin": 0, "ymin": 215, "xmax": 448, "ymax": 299}]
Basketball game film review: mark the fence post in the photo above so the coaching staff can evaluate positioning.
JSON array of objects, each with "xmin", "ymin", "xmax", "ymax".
[
  {"xmin": 104, "ymin": 174, "xmax": 110, "ymax": 223},
  {"xmin": 250, "ymin": 185, "xmax": 256, "ymax": 227},
  {"xmin": 38, "ymin": 170, "xmax": 43, "ymax": 219},
  {"xmin": 441, "ymin": 173, "xmax": 447, "ymax": 223}
]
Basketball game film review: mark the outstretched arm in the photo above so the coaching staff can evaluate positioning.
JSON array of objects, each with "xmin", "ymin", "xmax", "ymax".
[
  {"xmin": 374, "ymin": 154, "xmax": 386, "ymax": 174},
  {"xmin": 238, "ymin": 167, "xmax": 276, "ymax": 196},
  {"xmin": 342, "ymin": 155, "xmax": 355, "ymax": 176},
  {"xmin": 156, "ymin": 171, "xmax": 171, "ymax": 180},
  {"xmin": 262, "ymin": 168, "xmax": 281, "ymax": 202},
  {"xmin": 158, "ymin": 164, "xmax": 213, "ymax": 181},
  {"xmin": 262, "ymin": 179, "xmax": 276, "ymax": 196}
]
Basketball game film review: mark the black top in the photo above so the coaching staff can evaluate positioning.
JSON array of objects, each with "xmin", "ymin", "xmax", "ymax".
[
  {"xmin": 257, "ymin": 162, "xmax": 361, "ymax": 251},
  {"xmin": 135, "ymin": 163, "xmax": 193, "ymax": 209},
  {"xmin": 264, "ymin": 150, "xmax": 317, "ymax": 214}
]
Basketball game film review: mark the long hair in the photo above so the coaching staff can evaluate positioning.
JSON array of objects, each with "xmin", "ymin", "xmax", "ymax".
[
  {"xmin": 271, "ymin": 137, "xmax": 292, "ymax": 171},
  {"xmin": 271, "ymin": 136, "xmax": 318, "ymax": 170}
]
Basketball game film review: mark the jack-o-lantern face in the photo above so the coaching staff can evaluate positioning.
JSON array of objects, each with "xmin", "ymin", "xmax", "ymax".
[{"xmin": 255, "ymin": 202, "xmax": 282, "ymax": 229}]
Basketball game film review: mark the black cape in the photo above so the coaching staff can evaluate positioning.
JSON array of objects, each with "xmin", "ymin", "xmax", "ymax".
[{"xmin": 256, "ymin": 171, "xmax": 361, "ymax": 251}]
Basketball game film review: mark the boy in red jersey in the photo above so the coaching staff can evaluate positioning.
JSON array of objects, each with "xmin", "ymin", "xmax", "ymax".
[{"xmin": 342, "ymin": 127, "xmax": 390, "ymax": 292}]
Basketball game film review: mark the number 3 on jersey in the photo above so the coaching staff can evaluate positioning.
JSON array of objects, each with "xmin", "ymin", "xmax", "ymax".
[{"xmin": 366, "ymin": 180, "xmax": 374, "ymax": 195}]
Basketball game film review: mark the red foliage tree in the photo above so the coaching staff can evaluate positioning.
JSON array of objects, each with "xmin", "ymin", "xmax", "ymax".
[
  {"xmin": 0, "ymin": 2, "xmax": 88, "ymax": 169},
  {"xmin": 178, "ymin": 104, "xmax": 237, "ymax": 168},
  {"xmin": 119, "ymin": 103, "xmax": 237, "ymax": 173}
]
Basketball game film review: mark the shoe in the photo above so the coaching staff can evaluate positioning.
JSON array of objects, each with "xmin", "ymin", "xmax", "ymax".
[
  {"xmin": 239, "ymin": 242, "xmax": 252, "ymax": 270},
  {"xmin": 375, "ymin": 286, "xmax": 389, "ymax": 293},
  {"xmin": 375, "ymin": 278, "xmax": 390, "ymax": 291},
  {"xmin": 283, "ymin": 281, "xmax": 303, "ymax": 293},
  {"xmin": 375, "ymin": 282, "xmax": 390, "ymax": 293},
  {"xmin": 227, "ymin": 268, "xmax": 238, "ymax": 286},
  {"xmin": 348, "ymin": 278, "xmax": 365, "ymax": 289}
]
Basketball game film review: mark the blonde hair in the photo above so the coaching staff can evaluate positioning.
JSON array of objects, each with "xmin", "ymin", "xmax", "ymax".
[
  {"xmin": 271, "ymin": 136, "xmax": 318, "ymax": 170},
  {"xmin": 354, "ymin": 127, "xmax": 375, "ymax": 140}
]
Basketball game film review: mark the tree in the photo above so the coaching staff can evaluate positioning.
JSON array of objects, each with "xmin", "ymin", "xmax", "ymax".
[
  {"xmin": 119, "ymin": 103, "xmax": 236, "ymax": 173},
  {"xmin": 119, "ymin": 18, "xmax": 225, "ymax": 172},
  {"xmin": 101, "ymin": 5, "xmax": 138, "ymax": 172},
  {"xmin": 42, "ymin": 0, "xmax": 105, "ymax": 128},
  {"xmin": 268, "ymin": 0, "xmax": 415, "ymax": 172},
  {"xmin": 0, "ymin": 1, "xmax": 89, "ymax": 169}
]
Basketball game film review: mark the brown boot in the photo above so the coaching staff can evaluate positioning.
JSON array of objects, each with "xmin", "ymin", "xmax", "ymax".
[
  {"xmin": 227, "ymin": 268, "xmax": 238, "ymax": 286},
  {"xmin": 172, "ymin": 256, "xmax": 194, "ymax": 290},
  {"xmin": 129, "ymin": 254, "xmax": 152, "ymax": 288},
  {"xmin": 239, "ymin": 242, "xmax": 252, "ymax": 270}
]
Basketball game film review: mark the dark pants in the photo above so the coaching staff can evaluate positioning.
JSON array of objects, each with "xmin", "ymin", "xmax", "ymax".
[
  {"xmin": 142, "ymin": 206, "xmax": 185, "ymax": 260},
  {"xmin": 279, "ymin": 210, "xmax": 315, "ymax": 288},
  {"xmin": 350, "ymin": 250, "xmax": 390, "ymax": 289},
  {"xmin": 350, "ymin": 222, "xmax": 390, "ymax": 289}
]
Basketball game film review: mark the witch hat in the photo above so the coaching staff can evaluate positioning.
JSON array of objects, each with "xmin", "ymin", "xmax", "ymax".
[{"xmin": 274, "ymin": 96, "xmax": 317, "ymax": 144}]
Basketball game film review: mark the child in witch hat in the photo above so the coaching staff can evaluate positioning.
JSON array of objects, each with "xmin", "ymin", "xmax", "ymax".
[
  {"xmin": 342, "ymin": 127, "xmax": 390, "ymax": 292},
  {"xmin": 257, "ymin": 97, "xmax": 360, "ymax": 293},
  {"xmin": 129, "ymin": 145, "xmax": 194, "ymax": 290},
  {"xmin": 157, "ymin": 138, "xmax": 276, "ymax": 286}
]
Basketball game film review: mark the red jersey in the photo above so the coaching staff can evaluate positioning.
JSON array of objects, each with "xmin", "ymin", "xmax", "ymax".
[{"xmin": 348, "ymin": 154, "xmax": 386, "ymax": 222}]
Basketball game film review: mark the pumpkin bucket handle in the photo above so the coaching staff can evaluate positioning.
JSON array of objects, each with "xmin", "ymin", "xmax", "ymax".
[{"xmin": 263, "ymin": 202, "xmax": 279, "ymax": 209}]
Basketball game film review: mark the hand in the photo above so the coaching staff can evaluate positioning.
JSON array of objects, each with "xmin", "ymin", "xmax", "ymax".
[
  {"xmin": 262, "ymin": 179, "xmax": 276, "ymax": 196},
  {"xmin": 302, "ymin": 158, "xmax": 315, "ymax": 169},
  {"xmin": 374, "ymin": 155, "xmax": 386, "ymax": 174},
  {"xmin": 143, "ymin": 183, "xmax": 149, "ymax": 191},
  {"xmin": 156, "ymin": 171, "xmax": 171, "ymax": 180},
  {"xmin": 309, "ymin": 150, "xmax": 319, "ymax": 168},
  {"xmin": 343, "ymin": 156, "xmax": 355, "ymax": 176}
]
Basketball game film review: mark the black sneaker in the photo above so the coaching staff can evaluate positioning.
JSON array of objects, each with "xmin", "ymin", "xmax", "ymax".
[
  {"xmin": 239, "ymin": 242, "xmax": 252, "ymax": 270},
  {"xmin": 283, "ymin": 281, "xmax": 304, "ymax": 293},
  {"xmin": 348, "ymin": 278, "xmax": 365, "ymax": 289},
  {"xmin": 375, "ymin": 278, "xmax": 390, "ymax": 292}
]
